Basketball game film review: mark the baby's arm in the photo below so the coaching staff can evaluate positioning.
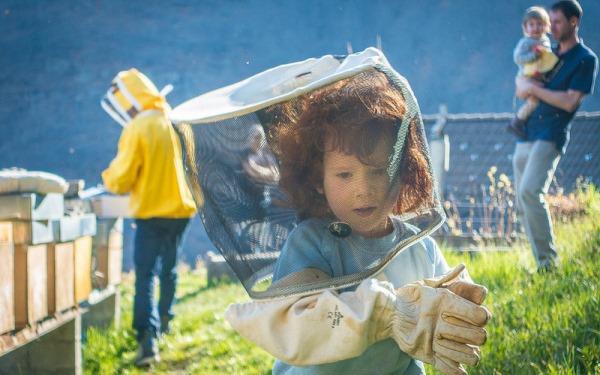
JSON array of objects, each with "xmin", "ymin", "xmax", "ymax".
[{"xmin": 513, "ymin": 38, "xmax": 540, "ymax": 66}]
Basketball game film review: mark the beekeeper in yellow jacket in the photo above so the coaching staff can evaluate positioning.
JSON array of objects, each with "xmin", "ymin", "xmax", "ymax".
[{"xmin": 101, "ymin": 68, "xmax": 197, "ymax": 367}]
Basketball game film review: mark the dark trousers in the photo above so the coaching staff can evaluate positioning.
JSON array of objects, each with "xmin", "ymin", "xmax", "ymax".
[{"xmin": 133, "ymin": 218, "xmax": 190, "ymax": 340}]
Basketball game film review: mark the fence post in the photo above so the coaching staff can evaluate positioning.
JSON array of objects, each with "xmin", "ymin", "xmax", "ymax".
[{"xmin": 429, "ymin": 104, "xmax": 449, "ymax": 199}]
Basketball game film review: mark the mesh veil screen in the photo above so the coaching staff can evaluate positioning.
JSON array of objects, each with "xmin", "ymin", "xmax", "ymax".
[{"xmin": 173, "ymin": 52, "xmax": 445, "ymax": 299}]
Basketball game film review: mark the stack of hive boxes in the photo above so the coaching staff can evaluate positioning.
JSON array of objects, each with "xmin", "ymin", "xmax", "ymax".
[
  {"xmin": 89, "ymin": 194, "xmax": 128, "ymax": 289},
  {"xmin": 92, "ymin": 218, "xmax": 123, "ymax": 289},
  {"xmin": 0, "ymin": 222, "xmax": 14, "ymax": 335},
  {"xmin": 0, "ymin": 192, "xmax": 96, "ymax": 331}
]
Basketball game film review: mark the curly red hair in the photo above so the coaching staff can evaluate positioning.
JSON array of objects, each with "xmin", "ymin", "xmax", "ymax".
[{"xmin": 269, "ymin": 69, "xmax": 433, "ymax": 219}]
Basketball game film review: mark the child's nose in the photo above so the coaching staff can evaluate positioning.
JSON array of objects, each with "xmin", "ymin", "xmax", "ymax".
[{"xmin": 354, "ymin": 177, "xmax": 374, "ymax": 198}]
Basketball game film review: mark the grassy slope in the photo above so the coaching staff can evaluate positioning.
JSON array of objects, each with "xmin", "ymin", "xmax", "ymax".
[
  {"xmin": 430, "ymin": 188, "xmax": 600, "ymax": 374},
  {"xmin": 84, "ymin": 269, "xmax": 272, "ymax": 375},
  {"xmin": 84, "ymin": 190, "xmax": 600, "ymax": 374}
]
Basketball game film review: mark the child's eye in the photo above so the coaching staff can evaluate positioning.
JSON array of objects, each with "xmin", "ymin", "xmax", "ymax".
[
  {"xmin": 336, "ymin": 172, "xmax": 352, "ymax": 179},
  {"xmin": 372, "ymin": 168, "xmax": 387, "ymax": 176}
]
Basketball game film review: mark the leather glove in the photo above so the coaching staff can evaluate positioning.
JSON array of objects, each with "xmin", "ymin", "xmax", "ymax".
[
  {"xmin": 225, "ymin": 265, "xmax": 490, "ymax": 374},
  {"xmin": 392, "ymin": 271, "xmax": 491, "ymax": 375}
]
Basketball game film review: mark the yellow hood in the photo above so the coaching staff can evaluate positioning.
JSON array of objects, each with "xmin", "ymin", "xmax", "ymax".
[{"xmin": 101, "ymin": 68, "xmax": 171, "ymax": 126}]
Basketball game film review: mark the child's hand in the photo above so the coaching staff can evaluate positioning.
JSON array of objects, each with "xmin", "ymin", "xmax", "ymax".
[{"xmin": 532, "ymin": 44, "xmax": 544, "ymax": 56}]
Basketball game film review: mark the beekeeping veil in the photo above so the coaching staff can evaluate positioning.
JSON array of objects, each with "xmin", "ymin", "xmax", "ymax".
[
  {"xmin": 171, "ymin": 48, "xmax": 445, "ymax": 299},
  {"xmin": 101, "ymin": 68, "xmax": 173, "ymax": 127}
]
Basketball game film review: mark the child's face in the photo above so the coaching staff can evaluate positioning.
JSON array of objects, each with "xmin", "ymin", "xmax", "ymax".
[
  {"xmin": 524, "ymin": 18, "xmax": 547, "ymax": 39},
  {"xmin": 319, "ymin": 135, "xmax": 396, "ymax": 238}
]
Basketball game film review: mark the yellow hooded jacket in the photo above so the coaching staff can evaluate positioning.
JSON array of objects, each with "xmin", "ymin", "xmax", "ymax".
[{"xmin": 101, "ymin": 69, "xmax": 198, "ymax": 218}]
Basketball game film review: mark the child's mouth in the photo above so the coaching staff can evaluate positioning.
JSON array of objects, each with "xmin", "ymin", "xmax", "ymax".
[{"xmin": 353, "ymin": 207, "xmax": 376, "ymax": 217}]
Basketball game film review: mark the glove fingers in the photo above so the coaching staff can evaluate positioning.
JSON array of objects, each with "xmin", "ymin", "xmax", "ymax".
[
  {"xmin": 435, "ymin": 339, "xmax": 481, "ymax": 366},
  {"xmin": 438, "ymin": 319, "xmax": 487, "ymax": 346},
  {"xmin": 442, "ymin": 292, "xmax": 492, "ymax": 326},
  {"xmin": 447, "ymin": 281, "xmax": 488, "ymax": 305},
  {"xmin": 434, "ymin": 354, "xmax": 468, "ymax": 375}
]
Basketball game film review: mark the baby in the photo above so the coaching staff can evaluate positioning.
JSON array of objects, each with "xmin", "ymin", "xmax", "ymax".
[{"xmin": 507, "ymin": 6, "xmax": 558, "ymax": 139}]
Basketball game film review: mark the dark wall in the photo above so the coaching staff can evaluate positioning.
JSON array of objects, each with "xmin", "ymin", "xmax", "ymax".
[
  {"xmin": 1, "ymin": 0, "xmax": 599, "ymax": 262},
  {"xmin": 2, "ymin": 0, "xmax": 599, "ymax": 184}
]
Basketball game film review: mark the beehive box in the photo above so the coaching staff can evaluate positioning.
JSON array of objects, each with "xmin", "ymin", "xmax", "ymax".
[
  {"xmin": 93, "ymin": 218, "xmax": 123, "ymax": 288},
  {"xmin": 96, "ymin": 239, "xmax": 123, "ymax": 288},
  {"xmin": 14, "ymin": 244, "xmax": 48, "ymax": 329},
  {"xmin": 0, "ymin": 222, "xmax": 15, "ymax": 334},
  {"xmin": 107, "ymin": 229, "xmax": 123, "ymax": 285},
  {"xmin": 90, "ymin": 195, "xmax": 130, "ymax": 218},
  {"xmin": 47, "ymin": 242, "xmax": 75, "ymax": 314},
  {"xmin": 52, "ymin": 214, "xmax": 97, "ymax": 242},
  {"xmin": 0, "ymin": 193, "xmax": 64, "ymax": 221},
  {"xmin": 11, "ymin": 220, "xmax": 56, "ymax": 245},
  {"xmin": 74, "ymin": 236, "xmax": 92, "ymax": 303}
]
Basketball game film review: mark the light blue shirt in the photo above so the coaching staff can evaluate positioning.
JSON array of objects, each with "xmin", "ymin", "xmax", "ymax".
[{"xmin": 272, "ymin": 217, "xmax": 450, "ymax": 375}]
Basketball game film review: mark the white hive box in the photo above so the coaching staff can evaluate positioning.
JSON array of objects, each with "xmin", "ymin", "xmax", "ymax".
[
  {"xmin": 90, "ymin": 195, "xmax": 131, "ymax": 218},
  {"xmin": 11, "ymin": 220, "xmax": 57, "ymax": 245},
  {"xmin": 0, "ymin": 193, "xmax": 64, "ymax": 221},
  {"xmin": 0, "ymin": 222, "xmax": 15, "ymax": 334},
  {"xmin": 52, "ymin": 214, "xmax": 97, "ymax": 242}
]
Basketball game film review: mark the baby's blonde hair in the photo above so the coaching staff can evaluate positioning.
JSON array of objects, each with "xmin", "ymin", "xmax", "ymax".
[{"xmin": 523, "ymin": 6, "xmax": 551, "ymax": 32}]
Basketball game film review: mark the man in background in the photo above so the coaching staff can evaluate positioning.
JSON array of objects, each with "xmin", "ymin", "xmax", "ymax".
[
  {"xmin": 101, "ymin": 69, "xmax": 198, "ymax": 366},
  {"xmin": 514, "ymin": 0, "xmax": 597, "ymax": 272}
]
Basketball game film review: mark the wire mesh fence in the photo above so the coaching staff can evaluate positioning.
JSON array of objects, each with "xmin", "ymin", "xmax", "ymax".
[{"xmin": 423, "ymin": 110, "xmax": 600, "ymax": 250}]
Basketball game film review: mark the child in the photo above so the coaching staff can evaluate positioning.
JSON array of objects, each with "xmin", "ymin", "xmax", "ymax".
[
  {"xmin": 507, "ymin": 6, "xmax": 558, "ymax": 139},
  {"xmin": 226, "ymin": 69, "xmax": 491, "ymax": 375}
]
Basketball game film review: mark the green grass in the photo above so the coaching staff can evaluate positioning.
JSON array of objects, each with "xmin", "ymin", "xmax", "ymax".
[
  {"xmin": 84, "ymin": 188, "xmax": 600, "ymax": 374},
  {"xmin": 83, "ymin": 267, "xmax": 272, "ymax": 375},
  {"xmin": 431, "ymin": 187, "xmax": 600, "ymax": 375}
]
